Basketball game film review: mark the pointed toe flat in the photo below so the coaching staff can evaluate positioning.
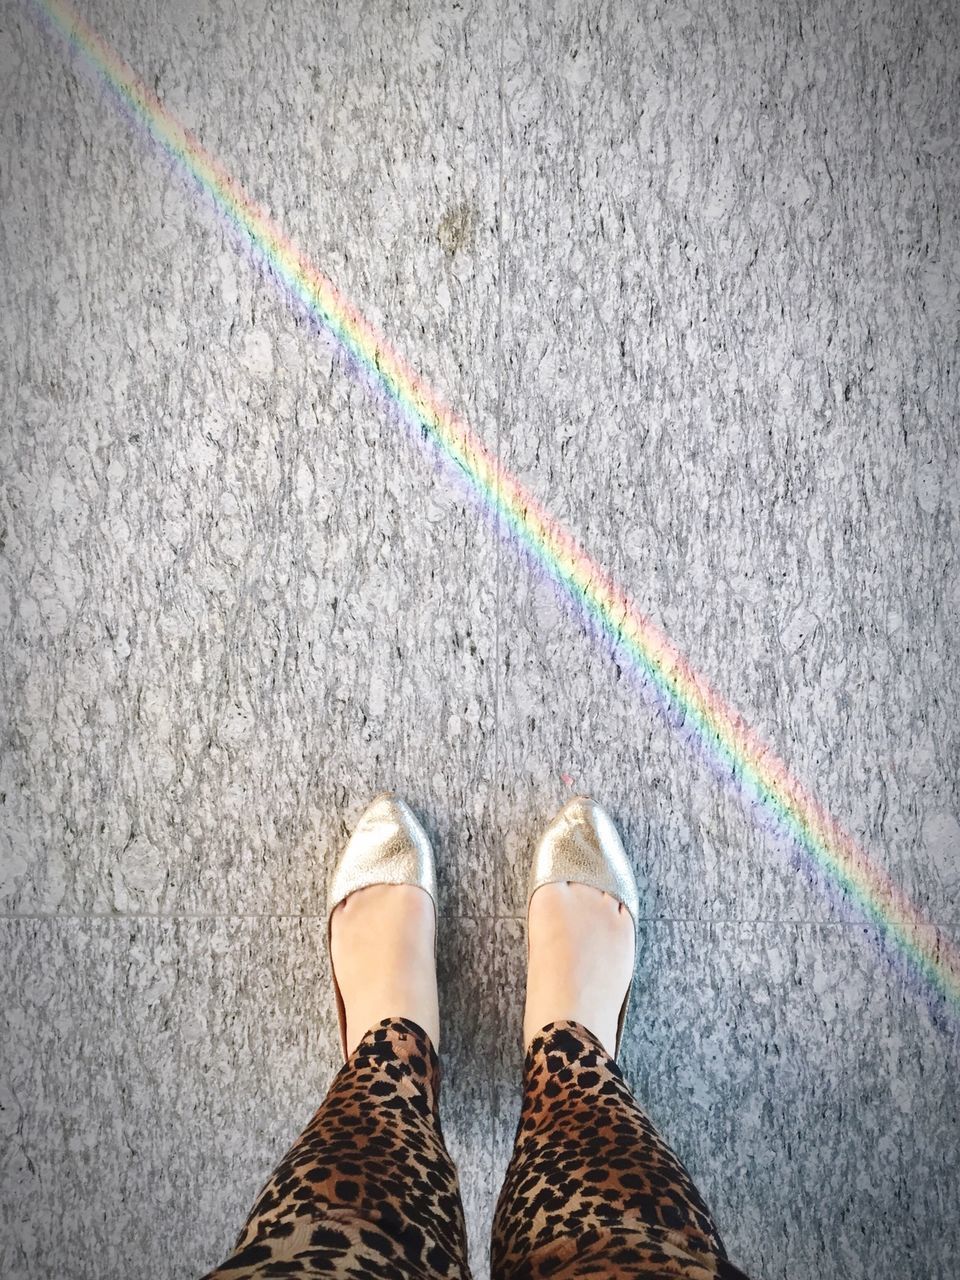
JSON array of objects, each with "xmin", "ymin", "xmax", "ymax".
[
  {"xmin": 326, "ymin": 792, "xmax": 437, "ymax": 1061},
  {"xmin": 527, "ymin": 796, "xmax": 639, "ymax": 1057}
]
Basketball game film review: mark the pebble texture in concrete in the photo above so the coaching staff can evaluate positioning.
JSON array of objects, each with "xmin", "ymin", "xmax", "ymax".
[{"xmin": 1, "ymin": 0, "xmax": 958, "ymax": 1277}]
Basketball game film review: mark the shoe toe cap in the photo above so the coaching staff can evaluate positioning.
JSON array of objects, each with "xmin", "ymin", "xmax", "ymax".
[
  {"xmin": 329, "ymin": 793, "xmax": 436, "ymax": 911},
  {"xmin": 530, "ymin": 796, "xmax": 639, "ymax": 922}
]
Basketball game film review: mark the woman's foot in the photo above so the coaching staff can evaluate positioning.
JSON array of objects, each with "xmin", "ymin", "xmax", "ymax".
[
  {"xmin": 330, "ymin": 883, "xmax": 440, "ymax": 1056},
  {"xmin": 524, "ymin": 880, "xmax": 635, "ymax": 1058}
]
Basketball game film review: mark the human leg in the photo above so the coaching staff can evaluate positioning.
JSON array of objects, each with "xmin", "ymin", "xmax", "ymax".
[
  {"xmin": 490, "ymin": 799, "xmax": 750, "ymax": 1279},
  {"xmin": 202, "ymin": 795, "xmax": 470, "ymax": 1279},
  {"xmin": 203, "ymin": 1015, "xmax": 470, "ymax": 1279},
  {"xmin": 491, "ymin": 1017, "xmax": 748, "ymax": 1279}
]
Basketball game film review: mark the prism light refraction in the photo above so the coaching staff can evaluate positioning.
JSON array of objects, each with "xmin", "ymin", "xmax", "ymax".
[{"xmin": 32, "ymin": 0, "xmax": 960, "ymax": 1017}]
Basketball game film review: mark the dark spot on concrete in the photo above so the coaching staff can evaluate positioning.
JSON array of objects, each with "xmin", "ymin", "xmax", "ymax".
[{"xmin": 437, "ymin": 201, "xmax": 476, "ymax": 257}]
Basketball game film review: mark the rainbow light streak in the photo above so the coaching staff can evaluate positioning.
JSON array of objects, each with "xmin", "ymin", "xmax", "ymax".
[{"xmin": 33, "ymin": 0, "xmax": 960, "ymax": 1012}]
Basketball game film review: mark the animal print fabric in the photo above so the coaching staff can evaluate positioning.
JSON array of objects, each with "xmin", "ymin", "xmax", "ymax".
[
  {"xmin": 491, "ymin": 1020, "xmax": 751, "ymax": 1279},
  {"xmin": 202, "ymin": 1016, "xmax": 750, "ymax": 1279},
  {"xmin": 201, "ymin": 1017, "xmax": 467, "ymax": 1279}
]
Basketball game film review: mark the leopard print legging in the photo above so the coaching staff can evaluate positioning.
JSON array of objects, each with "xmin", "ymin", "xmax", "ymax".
[{"xmin": 202, "ymin": 1017, "xmax": 751, "ymax": 1279}]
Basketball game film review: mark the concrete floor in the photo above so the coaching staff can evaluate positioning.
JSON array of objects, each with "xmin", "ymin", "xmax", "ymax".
[{"xmin": 1, "ymin": 0, "xmax": 959, "ymax": 1276}]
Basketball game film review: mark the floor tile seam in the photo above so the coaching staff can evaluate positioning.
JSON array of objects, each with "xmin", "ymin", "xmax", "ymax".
[
  {"xmin": 0, "ymin": 911, "xmax": 503, "ymax": 922},
  {"xmin": 486, "ymin": 15, "xmax": 506, "ymax": 1207},
  {"xmin": 1, "ymin": 912, "xmax": 955, "ymax": 928},
  {"xmin": 491, "ymin": 0, "xmax": 505, "ymax": 937}
]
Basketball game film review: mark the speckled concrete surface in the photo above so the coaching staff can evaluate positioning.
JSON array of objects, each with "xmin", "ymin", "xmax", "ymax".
[{"xmin": 1, "ymin": 0, "xmax": 958, "ymax": 1276}]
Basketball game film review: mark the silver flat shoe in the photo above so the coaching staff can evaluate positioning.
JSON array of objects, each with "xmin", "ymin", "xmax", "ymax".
[
  {"xmin": 326, "ymin": 792, "xmax": 438, "ymax": 1062},
  {"xmin": 527, "ymin": 796, "xmax": 639, "ymax": 1058}
]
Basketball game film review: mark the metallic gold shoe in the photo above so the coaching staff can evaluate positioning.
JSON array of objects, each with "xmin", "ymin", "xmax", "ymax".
[
  {"xmin": 326, "ymin": 792, "xmax": 438, "ymax": 1062},
  {"xmin": 527, "ymin": 796, "xmax": 639, "ymax": 1058}
]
